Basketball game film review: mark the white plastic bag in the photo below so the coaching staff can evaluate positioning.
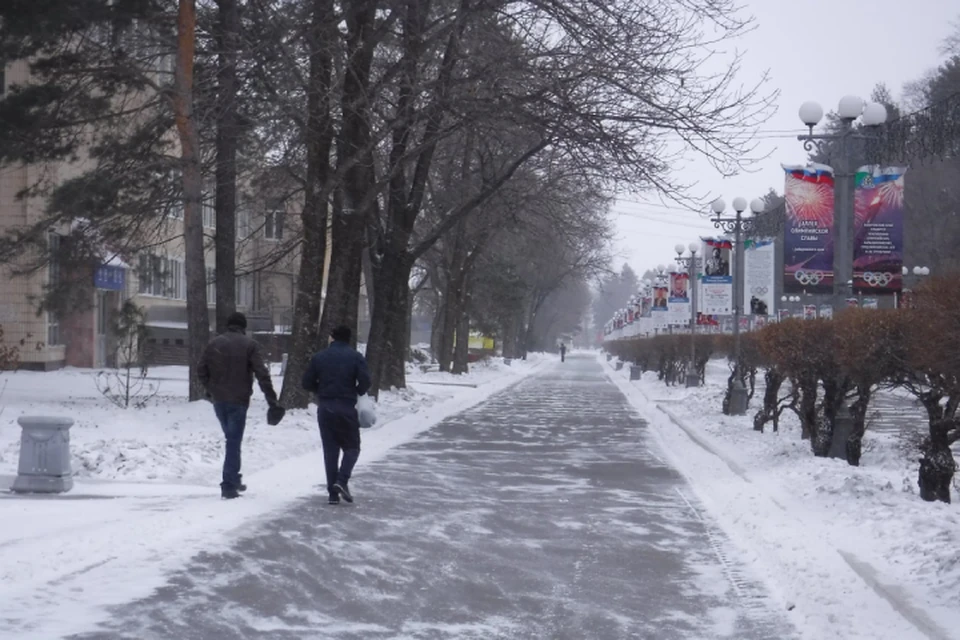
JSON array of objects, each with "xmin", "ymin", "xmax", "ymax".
[{"xmin": 357, "ymin": 394, "xmax": 377, "ymax": 429}]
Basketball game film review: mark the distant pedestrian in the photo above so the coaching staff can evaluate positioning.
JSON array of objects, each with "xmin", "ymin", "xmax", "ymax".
[
  {"xmin": 198, "ymin": 311, "xmax": 280, "ymax": 500},
  {"xmin": 301, "ymin": 325, "xmax": 372, "ymax": 505},
  {"xmin": 559, "ymin": 343, "xmax": 566, "ymax": 363}
]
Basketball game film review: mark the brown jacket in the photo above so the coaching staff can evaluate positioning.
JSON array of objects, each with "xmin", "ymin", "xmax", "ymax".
[{"xmin": 198, "ymin": 327, "xmax": 278, "ymax": 407}]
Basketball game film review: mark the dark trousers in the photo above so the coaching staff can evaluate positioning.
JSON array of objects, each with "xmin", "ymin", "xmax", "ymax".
[
  {"xmin": 214, "ymin": 402, "xmax": 248, "ymax": 488},
  {"xmin": 317, "ymin": 400, "xmax": 361, "ymax": 492}
]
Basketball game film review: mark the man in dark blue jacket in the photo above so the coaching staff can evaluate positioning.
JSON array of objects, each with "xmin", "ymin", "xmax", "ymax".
[{"xmin": 301, "ymin": 325, "xmax": 372, "ymax": 504}]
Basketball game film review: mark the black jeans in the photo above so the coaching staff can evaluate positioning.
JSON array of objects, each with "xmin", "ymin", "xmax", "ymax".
[
  {"xmin": 214, "ymin": 402, "xmax": 248, "ymax": 489},
  {"xmin": 317, "ymin": 400, "xmax": 361, "ymax": 492}
]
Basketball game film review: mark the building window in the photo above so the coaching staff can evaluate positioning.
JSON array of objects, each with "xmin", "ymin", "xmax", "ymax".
[
  {"xmin": 47, "ymin": 234, "xmax": 62, "ymax": 346},
  {"xmin": 236, "ymin": 274, "xmax": 253, "ymax": 307},
  {"xmin": 264, "ymin": 204, "xmax": 284, "ymax": 240},
  {"xmin": 138, "ymin": 253, "xmax": 185, "ymax": 300},
  {"xmin": 206, "ymin": 266, "xmax": 216, "ymax": 303},
  {"xmin": 236, "ymin": 206, "xmax": 250, "ymax": 240},
  {"xmin": 202, "ymin": 189, "xmax": 216, "ymax": 229}
]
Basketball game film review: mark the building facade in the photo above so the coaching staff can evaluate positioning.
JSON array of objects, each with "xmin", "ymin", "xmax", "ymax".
[{"xmin": 0, "ymin": 58, "xmax": 373, "ymax": 370}]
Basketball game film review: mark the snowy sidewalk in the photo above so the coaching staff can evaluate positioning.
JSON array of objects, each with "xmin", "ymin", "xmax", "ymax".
[
  {"xmin": 0, "ymin": 356, "xmax": 545, "ymax": 639},
  {"xmin": 605, "ymin": 355, "xmax": 959, "ymax": 640},
  {"xmin": 21, "ymin": 355, "xmax": 792, "ymax": 639}
]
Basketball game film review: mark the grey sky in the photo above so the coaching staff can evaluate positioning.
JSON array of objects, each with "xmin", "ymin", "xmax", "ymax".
[{"xmin": 612, "ymin": 0, "xmax": 956, "ymax": 275}]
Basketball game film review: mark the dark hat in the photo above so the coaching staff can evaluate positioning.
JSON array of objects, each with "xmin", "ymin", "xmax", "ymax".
[
  {"xmin": 331, "ymin": 325, "xmax": 351, "ymax": 343},
  {"xmin": 226, "ymin": 311, "xmax": 247, "ymax": 330},
  {"xmin": 267, "ymin": 404, "xmax": 286, "ymax": 426}
]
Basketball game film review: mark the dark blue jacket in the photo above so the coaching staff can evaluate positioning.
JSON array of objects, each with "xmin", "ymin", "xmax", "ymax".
[{"xmin": 301, "ymin": 341, "xmax": 372, "ymax": 403}]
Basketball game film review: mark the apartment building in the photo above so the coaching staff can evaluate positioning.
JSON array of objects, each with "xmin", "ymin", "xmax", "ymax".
[
  {"xmin": 0, "ymin": 52, "xmax": 376, "ymax": 370},
  {"xmin": 0, "ymin": 61, "xmax": 303, "ymax": 369}
]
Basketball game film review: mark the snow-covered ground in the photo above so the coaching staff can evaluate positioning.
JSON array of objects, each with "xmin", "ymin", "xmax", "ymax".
[
  {"xmin": 605, "ymin": 354, "xmax": 960, "ymax": 640},
  {"xmin": 0, "ymin": 354, "xmax": 545, "ymax": 640}
]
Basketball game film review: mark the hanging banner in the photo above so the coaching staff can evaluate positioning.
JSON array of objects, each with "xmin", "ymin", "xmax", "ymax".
[
  {"xmin": 862, "ymin": 297, "xmax": 879, "ymax": 309},
  {"xmin": 819, "ymin": 305, "xmax": 833, "ymax": 319},
  {"xmin": 652, "ymin": 284, "xmax": 669, "ymax": 311},
  {"xmin": 702, "ymin": 237, "xmax": 733, "ymax": 315},
  {"xmin": 669, "ymin": 272, "xmax": 691, "ymax": 324},
  {"xmin": 803, "ymin": 305, "xmax": 818, "ymax": 320},
  {"xmin": 783, "ymin": 163, "xmax": 834, "ymax": 294},
  {"xmin": 853, "ymin": 165, "xmax": 906, "ymax": 293},
  {"xmin": 743, "ymin": 238, "xmax": 775, "ymax": 316},
  {"xmin": 697, "ymin": 312, "xmax": 719, "ymax": 326}
]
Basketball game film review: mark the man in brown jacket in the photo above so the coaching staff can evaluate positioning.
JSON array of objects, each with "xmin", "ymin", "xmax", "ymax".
[{"xmin": 198, "ymin": 312, "xmax": 279, "ymax": 499}]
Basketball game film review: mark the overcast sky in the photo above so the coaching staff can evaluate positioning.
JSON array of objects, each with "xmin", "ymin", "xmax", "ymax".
[{"xmin": 612, "ymin": 0, "xmax": 956, "ymax": 275}]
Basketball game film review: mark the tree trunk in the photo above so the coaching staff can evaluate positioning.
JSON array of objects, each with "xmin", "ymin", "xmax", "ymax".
[
  {"xmin": 797, "ymin": 376, "xmax": 818, "ymax": 441},
  {"xmin": 753, "ymin": 368, "xmax": 784, "ymax": 432},
  {"xmin": 429, "ymin": 293, "xmax": 444, "ymax": 363},
  {"xmin": 318, "ymin": 188, "xmax": 363, "ymax": 345},
  {"xmin": 501, "ymin": 314, "xmax": 520, "ymax": 359},
  {"xmin": 918, "ymin": 419, "xmax": 956, "ymax": 503},
  {"xmin": 321, "ymin": 1, "xmax": 377, "ymax": 350},
  {"xmin": 366, "ymin": 249, "xmax": 411, "ymax": 395},
  {"xmin": 917, "ymin": 392, "xmax": 956, "ymax": 503},
  {"xmin": 278, "ymin": 0, "xmax": 334, "ymax": 409},
  {"xmin": 813, "ymin": 377, "xmax": 846, "ymax": 457},
  {"xmin": 846, "ymin": 385, "xmax": 871, "ymax": 466},
  {"xmin": 173, "ymin": 0, "xmax": 210, "ymax": 401},
  {"xmin": 213, "ymin": 0, "xmax": 239, "ymax": 335},
  {"xmin": 452, "ymin": 293, "xmax": 470, "ymax": 374},
  {"xmin": 437, "ymin": 274, "xmax": 459, "ymax": 371}
]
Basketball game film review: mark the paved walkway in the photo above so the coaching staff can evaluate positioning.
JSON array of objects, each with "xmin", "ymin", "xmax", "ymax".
[{"xmin": 68, "ymin": 355, "xmax": 795, "ymax": 640}]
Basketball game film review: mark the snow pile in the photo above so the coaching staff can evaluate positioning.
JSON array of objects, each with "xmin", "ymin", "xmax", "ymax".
[
  {"xmin": 0, "ymin": 354, "xmax": 545, "ymax": 640},
  {"xmin": 605, "ymin": 354, "xmax": 960, "ymax": 640},
  {"xmin": 0, "ymin": 356, "xmax": 538, "ymax": 485}
]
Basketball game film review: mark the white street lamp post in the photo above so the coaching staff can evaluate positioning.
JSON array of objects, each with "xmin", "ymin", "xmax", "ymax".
[
  {"xmin": 899, "ymin": 266, "xmax": 931, "ymax": 307},
  {"xmin": 798, "ymin": 96, "xmax": 888, "ymax": 311},
  {"xmin": 707, "ymin": 197, "xmax": 765, "ymax": 415},
  {"xmin": 676, "ymin": 241, "xmax": 700, "ymax": 387}
]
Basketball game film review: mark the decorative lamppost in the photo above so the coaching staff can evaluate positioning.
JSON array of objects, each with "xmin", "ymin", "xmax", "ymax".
[
  {"xmin": 899, "ymin": 265, "xmax": 930, "ymax": 308},
  {"xmin": 675, "ymin": 242, "xmax": 700, "ymax": 387},
  {"xmin": 707, "ymin": 197, "xmax": 765, "ymax": 415},
  {"xmin": 797, "ymin": 96, "xmax": 888, "ymax": 311},
  {"xmin": 780, "ymin": 294, "xmax": 801, "ymax": 318}
]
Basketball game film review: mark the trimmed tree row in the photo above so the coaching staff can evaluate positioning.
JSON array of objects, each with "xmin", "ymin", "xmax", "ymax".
[{"xmin": 605, "ymin": 276, "xmax": 960, "ymax": 504}]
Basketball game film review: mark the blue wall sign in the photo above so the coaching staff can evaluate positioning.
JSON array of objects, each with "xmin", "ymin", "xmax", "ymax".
[{"xmin": 94, "ymin": 265, "xmax": 126, "ymax": 291}]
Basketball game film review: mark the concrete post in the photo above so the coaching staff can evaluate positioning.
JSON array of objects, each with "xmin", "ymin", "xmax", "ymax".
[{"xmin": 11, "ymin": 416, "xmax": 75, "ymax": 494}]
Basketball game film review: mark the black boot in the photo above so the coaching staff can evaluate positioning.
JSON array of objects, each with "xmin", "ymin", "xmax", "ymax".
[
  {"xmin": 333, "ymin": 482, "xmax": 353, "ymax": 503},
  {"xmin": 221, "ymin": 485, "xmax": 241, "ymax": 500},
  {"xmin": 328, "ymin": 491, "xmax": 340, "ymax": 505}
]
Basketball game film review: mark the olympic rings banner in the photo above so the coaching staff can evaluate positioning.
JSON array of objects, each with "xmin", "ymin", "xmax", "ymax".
[
  {"xmin": 853, "ymin": 165, "xmax": 906, "ymax": 293},
  {"xmin": 783, "ymin": 163, "xmax": 834, "ymax": 294},
  {"xmin": 743, "ymin": 238, "xmax": 775, "ymax": 316}
]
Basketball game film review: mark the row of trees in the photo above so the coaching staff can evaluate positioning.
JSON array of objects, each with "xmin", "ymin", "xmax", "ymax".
[
  {"xmin": 0, "ymin": 0, "xmax": 771, "ymax": 405},
  {"xmin": 606, "ymin": 277, "xmax": 960, "ymax": 504}
]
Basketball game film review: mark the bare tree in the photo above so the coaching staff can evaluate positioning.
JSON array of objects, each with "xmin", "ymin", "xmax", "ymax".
[
  {"xmin": 277, "ymin": 0, "xmax": 337, "ymax": 409},
  {"xmin": 213, "ymin": 0, "xmax": 242, "ymax": 334},
  {"xmin": 173, "ymin": 0, "xmax": 212, "ymax": 400}
]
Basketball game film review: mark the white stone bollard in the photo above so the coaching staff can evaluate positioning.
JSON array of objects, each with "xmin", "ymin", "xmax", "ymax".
[
  {"xmin": 280, "ymin": 352, "xmax": 288, "ymax": 376},
  {"xmin": 11, "ymin": 416, "xmax": 75, "ymax": 494}
]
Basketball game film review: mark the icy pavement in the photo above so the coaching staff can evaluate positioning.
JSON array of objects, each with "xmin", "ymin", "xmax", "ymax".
[{"xmin": 61, "ymin": 355, "xmax": 795, "ymax": 640}]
